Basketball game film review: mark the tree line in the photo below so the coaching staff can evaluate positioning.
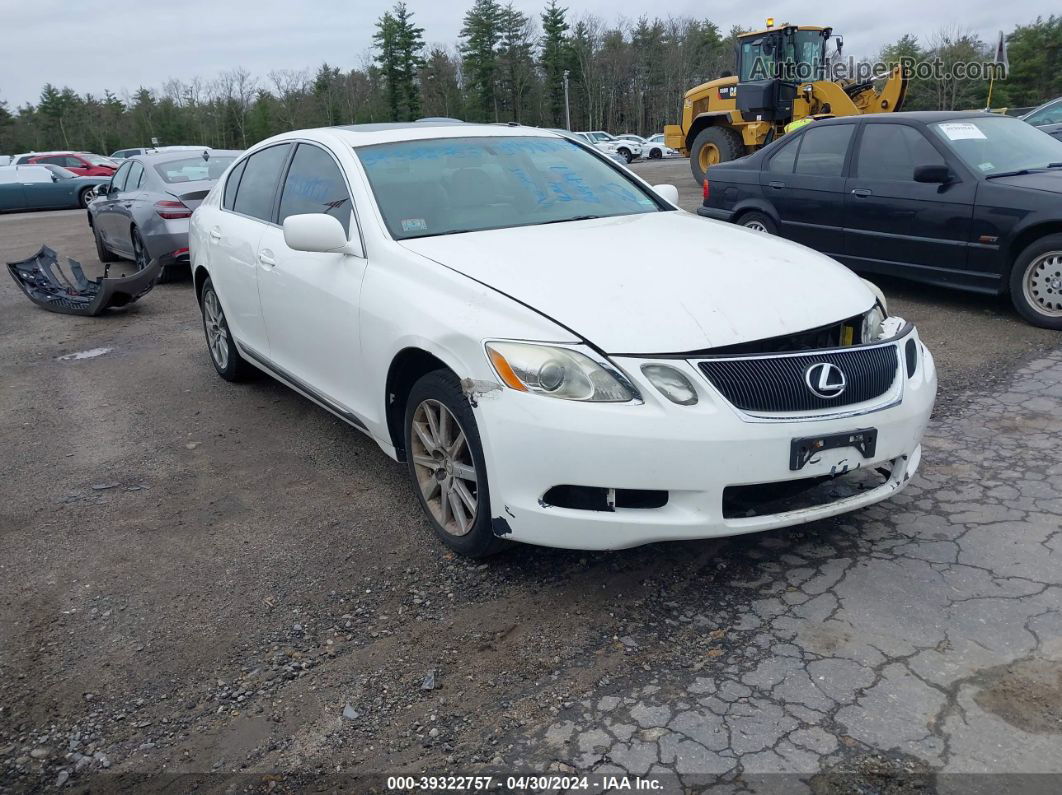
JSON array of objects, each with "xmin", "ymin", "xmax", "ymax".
[{"xmin": 1, "ymin": 4, "xmax": 1058, "ymax": 157}]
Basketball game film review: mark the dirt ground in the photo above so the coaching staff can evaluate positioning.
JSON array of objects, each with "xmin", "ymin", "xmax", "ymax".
[{"xmin": 1, "ymin": 177, "xmax": 1061, "ymax": 793}]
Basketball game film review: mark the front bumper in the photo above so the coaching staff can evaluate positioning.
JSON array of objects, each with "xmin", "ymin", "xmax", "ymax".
[{"xmin": 475, "ymin": 327, "xmax": 936, "ymax": 550}]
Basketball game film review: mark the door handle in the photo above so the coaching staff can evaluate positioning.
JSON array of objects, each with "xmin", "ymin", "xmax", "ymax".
[
  {"xmin": 768, "ymin": 181, "xmax": 785, "ymax": 189},
  {"xmin": 258, "ymin": 250, "xmax": 276, "ymax": 267},
  {"xmin": 209, "ymin": 228, "xmax": 222, "ymax": 241},
  {"xmin": 851, "ymin": 188, "xmax": 872, "ymax": 197}
]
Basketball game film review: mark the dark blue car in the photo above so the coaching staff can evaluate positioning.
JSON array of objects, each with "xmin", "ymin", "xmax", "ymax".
[{"xmin": 698, "ymin": 111, "xmax": 1062, "ymax": 329}]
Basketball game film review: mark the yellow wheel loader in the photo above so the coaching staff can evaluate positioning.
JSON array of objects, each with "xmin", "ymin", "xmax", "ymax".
[{"xmin": 664, "ymin": 21, "xmax": 908, "ymax": 184}]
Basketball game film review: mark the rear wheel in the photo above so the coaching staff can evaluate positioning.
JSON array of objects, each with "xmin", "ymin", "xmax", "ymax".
[
  {"xmin": 404, "ymin": 370, "xmax": 505, "ymax": 558},
  {"xmin": 690, "ymin": 126, "xmax": 744, "ymax": 185},
  {"xmin": 1010, "ymin": 234, "xmax": 1062, "ymax": 329},
  {"xmin": 737, "ymin": 211, "xmax": 777, "ymax": 235},
  {"xmin": 200, "ymin": 278, "xmax": 255, "ymax": 381}
]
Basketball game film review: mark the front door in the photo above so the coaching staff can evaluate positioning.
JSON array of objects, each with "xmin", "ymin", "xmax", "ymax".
[
  {"xmin": 842, "ymin": 122, "xmax": 976, "ymax": 287},
  {"xmin": 256, "ymin": 142, "xmax": 367, "ymax": 419}
]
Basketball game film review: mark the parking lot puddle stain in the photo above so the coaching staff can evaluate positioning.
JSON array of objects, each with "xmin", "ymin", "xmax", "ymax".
[
  {"xmin": 57, "ymin": 347, "xmax": 112, "ymax": 361},
  {"xmin": 973, "ymin": 658, "xmax": 1062, "ymax": 734}
]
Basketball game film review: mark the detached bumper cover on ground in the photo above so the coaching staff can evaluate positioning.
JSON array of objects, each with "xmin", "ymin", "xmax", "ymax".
[{"xmin": 6, "ymin": 245, "xmax": 161, "ymax": 316}]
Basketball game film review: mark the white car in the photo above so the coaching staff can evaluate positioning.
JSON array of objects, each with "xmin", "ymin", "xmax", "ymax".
[
  {"xmin": 576, "ymin": 131, "xmax": 642, "ymax": 163},
  {"xmin": 189, "ymin": 123, "xmax": 936, "ymax": 556},
  {"xmin": 617, "ymin": 133, "xmax": 676, "ymax": 159}
]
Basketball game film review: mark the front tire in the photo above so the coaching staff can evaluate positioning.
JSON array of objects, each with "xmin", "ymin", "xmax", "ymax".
[
  {"xmin": 404, "ymin": 370, "xmax": 505, "ymax": 558},
  {"xmin": 200, "ymin": 278, "xmax": 255, "ymax": 381},
  {"xmin": 690, "ymin": 126, "xmax": 744, "ymax": 184},
  {"xmin": 617, "ymin": 147, "xmax": 633, "ymax": 164},
  {"xmin": 78, "ymin": 187, "xmax": 94, "ymax": 209},
  {"xmin": 648, "ymin": 147, "xmax": 662, "ymax": 160},
  {"xmin": 1010, "ymin": 234, "xmax": 1062, "ymax": 330}
]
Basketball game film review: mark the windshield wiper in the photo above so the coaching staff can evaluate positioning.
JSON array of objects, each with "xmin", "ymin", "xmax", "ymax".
[
  {"xmin": 536, "ymin": 215, "xmax": 602, "ymax": 225},
  {"xmin": 986, "ymin": 163, "xmax": 1062, "ymax": 179}
]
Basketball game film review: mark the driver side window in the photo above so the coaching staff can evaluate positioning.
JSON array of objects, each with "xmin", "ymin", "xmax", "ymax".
[
  {"xmin": 111, "ymin": 162, "xmax": 132, "ymax": 193},
  {"xmin": 856, "ymin": 124, "xmax": 945, "ymax": 181}
]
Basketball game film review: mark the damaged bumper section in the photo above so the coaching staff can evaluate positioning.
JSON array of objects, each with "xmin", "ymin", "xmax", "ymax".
[
  {"xmin": 7, "ymin": 245, "xmax": 161, "ymax": 316},
  {"xmin": 474, "ymin": 324, "xmax": 936, "ymax": 551}
]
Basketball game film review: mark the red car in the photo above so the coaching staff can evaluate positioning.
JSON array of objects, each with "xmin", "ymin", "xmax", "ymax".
[{"xmin": 22, "ymin": 152, "xmax": 118, "ymax": 177}]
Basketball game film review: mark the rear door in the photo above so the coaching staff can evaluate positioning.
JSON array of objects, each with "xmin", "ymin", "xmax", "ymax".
[
  {"xmin": 760, "ymin": 123, "xmax": 855, "ymax": 256},
  {"xmin": 19, "ymin": 166, "xmax": 68, "ymax": 209},
  {"xmin": 842, "ymin": 122, "xmax": 976, "ymax": 285},
  {"xmin": 256, "ymin": 142, "xmax": 366, "ymax": 415},
  {"xmin": 109, "ymin": 160, "xmax": 146, "ymax": 256},
  {"xmin": 96, "ymin": 161, "xmax": 131, "ymax": 243},
  {"xmin": 205, "ymin": 143, "xmax": 292, "ymax": 359}
]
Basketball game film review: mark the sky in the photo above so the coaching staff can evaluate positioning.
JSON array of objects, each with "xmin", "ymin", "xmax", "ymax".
[{"xmin": 0, "ymin": 0, "xmax": 1055, "ymax": 107}]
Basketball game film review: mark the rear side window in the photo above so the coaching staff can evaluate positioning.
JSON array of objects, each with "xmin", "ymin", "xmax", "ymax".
[
  {"xmin": 232, "ymin": 144, "xmax": 291, "ymax": 222},
  {"xmin": 793, "ymin": 125, "xmax": 854, "ymax": 176},
  {"xmin": 126, "ymin": 162, "xmax": 144, "ymax": 190},
  {"xmin": 277, "ymin": 144, "xmax": 352, "ymax": 236},
  {"xmin": 223, "ymin": 159, "xmax": 247, "ymax": 210},
  {"xmin": 856, "ymin": 124, "xmax": 946, "ymax": 180},
  {"xmin": 767, "ymin": 136, "xmax": 800, "ymax": 173}
]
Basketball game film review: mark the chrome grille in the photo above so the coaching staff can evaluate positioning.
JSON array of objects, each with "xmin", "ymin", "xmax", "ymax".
[{"xmin": 697, "ymin": 345, "xmax": 899, "ymax": 413}]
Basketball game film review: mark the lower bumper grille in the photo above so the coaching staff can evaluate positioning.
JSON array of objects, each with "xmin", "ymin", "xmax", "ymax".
[{"xmin": 698, "ymin": 344, "xmax": 899, "ymax": 413}]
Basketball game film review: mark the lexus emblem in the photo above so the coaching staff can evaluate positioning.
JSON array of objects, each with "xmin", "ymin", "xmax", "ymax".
[{"xmin": 804, "ymin": 362, "xmax": 847, "ymax": 399}]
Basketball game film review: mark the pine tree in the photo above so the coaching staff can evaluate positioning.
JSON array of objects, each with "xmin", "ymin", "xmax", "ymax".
[
  {"xmin": 374, "ymin": 2, "xmax": 425, "ymax": 121},
  {"xmin": 539, "ymin": 1, "xmax": 570, "ymax": 127},
  {"xmin": 498, "ymin": 4, "xmax": 535, "ymax": 122},
  {"xmin": 460, "ymin": 0, "xmax": 504, "ymax": 121}
]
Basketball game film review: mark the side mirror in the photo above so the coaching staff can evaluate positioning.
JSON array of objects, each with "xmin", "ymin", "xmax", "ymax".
[
  {"xmin": 653, "ymin": 183, "xmax": 680, "ymax": 205},
  {"xmin": 283, "ymin": 213, "xmax": 360, "ymax": 256},
  {"xmin": 97, "ymin": 183, "xmax": 111, "ymax": 197},
  {"xmin": 913, "ymin": 164, "xmax": 951, "ymax": 184}
]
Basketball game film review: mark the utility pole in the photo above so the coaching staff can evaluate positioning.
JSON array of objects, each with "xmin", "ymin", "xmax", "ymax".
[{"xmin": 563, "ymin": 69, "xmax": 571, "ymax": 130}]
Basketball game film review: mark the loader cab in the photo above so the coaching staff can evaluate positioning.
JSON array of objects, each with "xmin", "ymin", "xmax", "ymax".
[{"xmin": 735, "ymin": 26, "xmax": 831, "ymax": 123}]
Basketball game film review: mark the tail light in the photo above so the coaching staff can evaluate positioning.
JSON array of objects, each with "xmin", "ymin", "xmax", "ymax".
[
  {"xmin": 154, "ymin": 200, "xmax": 192, "ymax": 220},
  {"xmin": 702, "ymin": 178, "xmax": 710, "ymax": 200}
]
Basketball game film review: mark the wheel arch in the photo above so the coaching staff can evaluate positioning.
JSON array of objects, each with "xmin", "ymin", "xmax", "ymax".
[
  {"xmin": 1007, "ymin": 221, "xmax": 1062, "ymax": 292},
  {"xmin": 385, "ymin": 347, "xmax": 458, "ymax": 461},
  {"xmin": 685, "ymin": 112, "xmax": 733, "ymax": 151},
  {"xmin": 193, "ymin": 265, "xmax": 211, "ymax": 305},
  {"xmin": 732, "ymin": 201, "xmax": 781, "ymax": 227}
]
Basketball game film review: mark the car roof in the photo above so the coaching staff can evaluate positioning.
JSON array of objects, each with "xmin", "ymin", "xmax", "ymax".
[
  {"xmin": 266, "ymin": 122, "xmax": 562, "ymax": 148},
  {"xmin": 816, "ymin": 110, "xmax": 1000, "ymax": 126}
]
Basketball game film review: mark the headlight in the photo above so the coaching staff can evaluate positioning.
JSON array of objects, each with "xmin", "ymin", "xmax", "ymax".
[
  {"xmin": 641, "ymin": 364, "xmax": 698, "ymax": 405},
  {"xmin": 861, "ymin": 304, "xmax": 886, "ymax": 342},
  {"xmin": 485, "ymin": 342, "xmax": 637, "ymax": 402},
  {"xmin": 860, "ymin": 278, "xmax": 888, "ymax": 315}
]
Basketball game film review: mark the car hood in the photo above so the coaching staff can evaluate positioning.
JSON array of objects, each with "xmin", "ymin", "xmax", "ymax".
[
  {"xmin": 400, "ymin": 211, "xmax": 874, "ymax": 354},
  {"xmin": 987, "ymin": 169, "xmax": 1062, "ymax": 193}
]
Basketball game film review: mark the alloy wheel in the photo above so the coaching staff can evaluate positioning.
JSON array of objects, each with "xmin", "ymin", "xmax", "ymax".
[
  {"xmin": 744, "ymin": 220, "xmax": 769, "ymax": 233},
  {"xmin": 410, "ymin": 399, "xmax": 478, "ymax": 537},
  {"xmin": 1023, "ymin": 251, "xmax": 1062, "ymax": 318},
  {"xmin": 203, "ymin": 290, "xmax": 230, "ymax": 370}
]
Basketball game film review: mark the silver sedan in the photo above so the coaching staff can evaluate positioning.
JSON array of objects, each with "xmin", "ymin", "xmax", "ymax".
[{"xmin": 88, "ymin": 150, "xmax": 239, "ymax": 281}]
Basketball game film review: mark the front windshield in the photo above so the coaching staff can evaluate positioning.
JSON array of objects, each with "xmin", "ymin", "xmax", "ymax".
[
  {"xmin": 930, "ymin": 117, "xmax": 1062, "ymax": 176},
  {"xmin": 154, "ymin": 156, "xmax": 236, "ymax": 183},
  {"xmin": 356, "ymin": 136, "xmax": 663, "ymax": 240},
  {"xmin": 1024, "ymin": 99, "xmax": 1062, "ymax": 127}
]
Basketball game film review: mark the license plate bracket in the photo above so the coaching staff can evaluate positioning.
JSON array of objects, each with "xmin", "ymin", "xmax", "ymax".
[{"xmin": 789, "ymin": 428, "xmax": 877, "ymax": 471}]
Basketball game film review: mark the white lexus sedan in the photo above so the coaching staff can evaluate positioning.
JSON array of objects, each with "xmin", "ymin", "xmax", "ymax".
[{"xmin": 189, "ymin": 123, "xmax": 936, "ymax": 557}]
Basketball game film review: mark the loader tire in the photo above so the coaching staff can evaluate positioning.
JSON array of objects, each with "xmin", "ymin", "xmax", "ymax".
[{"xmin": 690, "ymin": 126, "xmax": 744, "ymax": 185}]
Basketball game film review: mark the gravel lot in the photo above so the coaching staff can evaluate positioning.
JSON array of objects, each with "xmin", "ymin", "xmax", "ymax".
[{"xmin": 1, "ymin": 173, "xmax": 1060, "ymax": 792}]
